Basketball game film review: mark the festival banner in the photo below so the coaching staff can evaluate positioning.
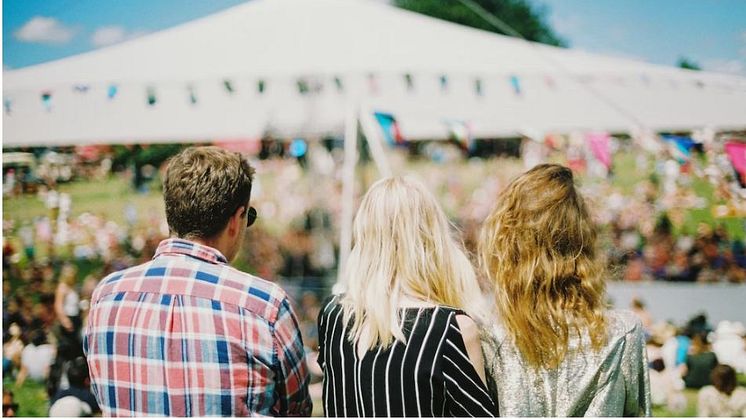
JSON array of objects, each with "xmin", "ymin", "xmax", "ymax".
[
  {"xmin": 374, "ymin": 112, "xmax": 406, "ymax": 146},
  {"xmin": 661, "ymin": 135, "xmax": 698, "ymax": 164},
  {"xmin": 724, "ymin": 140, "xmax": 746, "ymax": 187},
  {"xmin": 586, "ymin": 132, "xmax": 611, "ymax": 169}
]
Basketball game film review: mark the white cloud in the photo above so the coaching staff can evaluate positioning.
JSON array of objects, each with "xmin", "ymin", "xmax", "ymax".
[
  {"xmin": 14, "ymin": 16, "xmax": 76, "ymax": 44},
  {"xmin": 91, "ymin": 26, "xmax": 149, "ymax": 47},
  {"xmin": 91, "ymin": 26, "xmax": 126, "ymax": 47},
  {"xmin": 702, "ymin": 58, "xmax": 746, "ymax": 76}
]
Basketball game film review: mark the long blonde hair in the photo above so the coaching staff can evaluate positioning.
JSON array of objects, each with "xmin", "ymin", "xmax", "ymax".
[
  {"xmin": 340, "ymin": 176, "xmax": 486, "ymax": 351},
  {"xmin": 479, "ymin": 164, "xmax": 607, "ymax": 369}
]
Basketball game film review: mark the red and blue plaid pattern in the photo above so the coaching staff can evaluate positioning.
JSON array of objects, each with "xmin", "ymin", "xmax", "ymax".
[{"xmin": 84, "ymin": 238, "xmax": 312, "ymax": 417}]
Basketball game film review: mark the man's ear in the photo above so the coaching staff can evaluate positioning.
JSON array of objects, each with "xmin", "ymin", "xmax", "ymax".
[{"xmin": 227, "ymin": 206, "xmax": 245, "ymax": 236}]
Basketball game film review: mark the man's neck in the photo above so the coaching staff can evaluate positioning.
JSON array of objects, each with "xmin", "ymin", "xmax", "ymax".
[{"xmin": 180, "ymin": 236, "xmax": 231, "ymax": 261}]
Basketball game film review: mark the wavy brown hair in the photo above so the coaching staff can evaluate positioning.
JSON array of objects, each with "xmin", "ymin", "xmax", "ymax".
[{"xmin": 479, "ymin": 164, "xmax": 607, "ymax": 369}]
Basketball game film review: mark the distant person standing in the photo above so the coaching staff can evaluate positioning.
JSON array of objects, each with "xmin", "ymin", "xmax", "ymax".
[
  {"xmin": 54, "ymin": 263, "xmax": 82, "ymax": 359},
  {"xmin": 84, "ymin": 146, "xmax": 312, "ymax": 416}
]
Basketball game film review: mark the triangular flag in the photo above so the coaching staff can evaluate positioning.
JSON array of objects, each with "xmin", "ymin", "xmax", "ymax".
[{"xmin": 374, "ymin": 112, "xmax": 406, "ymax": 146}]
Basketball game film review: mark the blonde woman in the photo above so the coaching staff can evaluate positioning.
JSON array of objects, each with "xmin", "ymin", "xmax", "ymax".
[
  {"xmin": 479, "ymin": 164, "xmax": 652, "ymax": 416},
  {"xmin": 318, "ymin": 176, "xmax": 498, "ymax": 417}
]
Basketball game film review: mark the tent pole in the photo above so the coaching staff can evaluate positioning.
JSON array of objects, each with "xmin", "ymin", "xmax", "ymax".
[
  {"xmin": 335, "ymin": 103, "xmax": 359, "ymax": 292},
  {"xmin": 359, "ymin": 103, "xmax": 393, "ymax": 177}
]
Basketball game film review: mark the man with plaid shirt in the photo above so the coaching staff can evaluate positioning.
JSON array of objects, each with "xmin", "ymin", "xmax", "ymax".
[{"xmin": 84, "ymin": 146, "xmax": 312, "ymax": 416}]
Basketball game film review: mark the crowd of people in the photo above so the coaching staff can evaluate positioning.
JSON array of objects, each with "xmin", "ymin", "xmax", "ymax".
[
  {"xmin": 2, "ymin": 136, "xmax": 745, "ymax": 416},
  {"xmin": 636, "ymin": 305, "xmax": 746, "ymax": 415}
]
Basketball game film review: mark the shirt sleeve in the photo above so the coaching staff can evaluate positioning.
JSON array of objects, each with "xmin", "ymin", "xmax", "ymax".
[
  {"xmin": 622, "ymin": 318, "xmax": 653, "ymax": 417},
  {"xmin": 316, "ymin": 294, "xmax": 338, "ymax": 371},
  {"xmin": 442, "ymin": 315, "xmax": 498, "ymax": 417},
  {"xmin": 271, "ymin": 297, "xmax": 313, "ymax": 417}
]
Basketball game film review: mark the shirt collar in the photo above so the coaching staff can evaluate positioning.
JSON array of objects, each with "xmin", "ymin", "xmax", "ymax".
[{"xmin": 154, "ymin": 238, "xmax": 228, "ymax": 265}]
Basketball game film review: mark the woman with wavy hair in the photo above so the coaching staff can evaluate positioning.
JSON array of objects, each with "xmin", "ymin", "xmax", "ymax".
[
  {"xmin": 318, "ymin": 176, "xmax": 498, "ymax": 417},
  {"xmin": 479, "ymin": 164, "xmax": 651, "ymax": 416}
]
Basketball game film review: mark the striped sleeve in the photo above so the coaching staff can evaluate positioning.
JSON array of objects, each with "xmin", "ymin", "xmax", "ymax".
[
  {"xmin": 316, "ymin": 294, "xmax": 338, "ymax": 370},
  {"xmin": 271, "ymin": 297, "xmax": 313, "ymax": 416},
  {"xmin": 442, "ymin": 317, "xmax": 498, "ymax": 417}
]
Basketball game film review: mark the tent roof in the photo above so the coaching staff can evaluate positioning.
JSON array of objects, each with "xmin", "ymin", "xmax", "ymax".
[{"xmin": 4, "ymin": 0, "xmax": 746, "ymax": 146}]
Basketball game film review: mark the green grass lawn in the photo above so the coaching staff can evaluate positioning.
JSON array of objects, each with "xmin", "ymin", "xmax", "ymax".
[
  {"xmin": 605, "ymin": 152, "xmax": 744, "ymax": 241},
  {"xmin": 3, "ymin": 175, "xmax": 164, "ymax": 228},
  {"xmin": 3, "ymin": 378, "xmax": 49, "ymax": 417},
  {"xmin": 652, "ymin": 389, "xmax": 698, "ymax": 417}
]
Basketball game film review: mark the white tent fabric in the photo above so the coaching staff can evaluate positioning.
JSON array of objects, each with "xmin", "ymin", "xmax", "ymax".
[{"xmin": 3, "ymin": 0, "xmax": 746, "ymax": 146}]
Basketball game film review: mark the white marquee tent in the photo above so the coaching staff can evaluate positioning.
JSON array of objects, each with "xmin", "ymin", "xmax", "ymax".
[{"xmin": 4, "ymin": 0, "xmax": 746, "ymax": 147}]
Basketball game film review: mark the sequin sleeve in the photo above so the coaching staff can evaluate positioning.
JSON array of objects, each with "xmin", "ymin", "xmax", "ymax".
[{"xmin": 622, "ymin": 317, "xmax": 653, "ymax": 417}]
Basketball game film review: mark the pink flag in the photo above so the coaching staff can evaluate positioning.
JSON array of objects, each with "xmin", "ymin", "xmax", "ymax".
[
  {"xmin": 586, "ymin": 132, "xmax": 612, "ymax": 169},
  {"xmin": 725, "ymin": 140, "xmax": 746, "ymax": 183}
]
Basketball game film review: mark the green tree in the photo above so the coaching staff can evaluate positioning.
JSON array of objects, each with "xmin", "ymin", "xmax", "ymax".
[
  {"xmin": 393, "ymin": 0, "xmax": 566, "ymax": 47},
  {"xmin": 677, "ymin": 57, "xmax": 701, "ymax": 71}
]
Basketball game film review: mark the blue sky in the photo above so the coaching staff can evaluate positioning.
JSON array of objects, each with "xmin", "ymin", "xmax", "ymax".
[
  {"xmin": 541, "ymin": 0, "xmax": 746, "ymax": 75},
  {"xmin": 3, "ymin": 0, "xmax": 746, "ymax": 75}
]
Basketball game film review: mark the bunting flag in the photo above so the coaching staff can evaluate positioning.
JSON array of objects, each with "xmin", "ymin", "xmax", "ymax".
[
  {"xmin": 257, "ymin": 80, "xmax": 266, "ymax": 94},
  {"xmin": 724, "ymin": 140, "xmax": 746, "ymax": 188},
  {"xmin": 404, "ymin": 73, "xmax": 414, "ymax": 91},
  {"xmin": 474, "ymin": 78, "xmax": 483, "ymax": 96},
  {"xmin": 374, "ymin": 111, "xmax": 406, "ymax": 146},
  {"xmin": 586, "ymin": 132, "xmax": 612, "ymax": 169},
  {"xmin": 368, "ymin": 73, "xmax": 379, "ymax": 95},
  {"xmin": 333, "ymin": 76, "xmax": 344, "ymax": 92},
  {"xmin": 188, "ymin": 85, "xmax": 198, "ymax": 105},
  {"xmin": 147, "ymin": 87, "xmax": 157, "ymax": 106},
  {"xmin": 41, "ymin": 91, "xmax": 52, "ymax": 111},
  {"xmin": 73, "ymin": 85, "xmax": 90, "ymax": 93},
  {"xmin": 439, "ymin": 75, "xmax": 449, "ymax": 92},
  {"xmin": 223, "ymin": 80, "xmax": 235, "ymax": 94},
  {"xmin": 107, "ymin": 84, "xmax": 118, "ymax": 100},
  {"xmin": 4, "ymin": 98, "xmax": 11, "ymax": 115},
  {"xmin": 661, "ymin": 135, "xmax": 698, "ymax": 164},
  {"xmin": 444, "ymin": 119, "xmax": 474, "ymax": 152},
  {"xmin": 297, "ymin": 79, "xmax": 310, "ymax": 95},
  {"xmin": 510, "ymin": 75, "xmax": 522, "ymax": 95}
]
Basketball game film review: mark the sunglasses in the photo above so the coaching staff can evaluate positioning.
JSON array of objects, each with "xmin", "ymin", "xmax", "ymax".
[
  {"xmin": 244, "ymin": 206, "xmax": 257, "ymax": 227},
  {"xmin": 3, "ymin": 403, "xmax": 18, "ymax": 413}
]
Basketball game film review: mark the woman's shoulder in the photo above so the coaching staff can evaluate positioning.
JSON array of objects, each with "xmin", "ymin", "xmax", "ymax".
[
  {"xmin": 319, "ymin": 294, "xmax": 344, "ymax": 319},
  {"xmin": 604, "ymin": 309, "xmax": 644, "ymax": 338}
]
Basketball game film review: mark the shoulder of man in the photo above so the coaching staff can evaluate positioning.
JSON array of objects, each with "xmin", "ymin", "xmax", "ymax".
[
  {"xmin": 92, "ymin": 260, "xmax": 292, "ymax": 325},
  {"xmin": 218, "ymin": 264, "xmax": 293, "ymax": 324}
]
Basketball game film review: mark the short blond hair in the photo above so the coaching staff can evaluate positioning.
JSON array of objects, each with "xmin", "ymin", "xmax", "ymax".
[
  {"xmin": 479, "ymin": 164, "xmax": 607, "ymax": 369},
  {"xmin": 340, "ymin": 176, "xmax": 486, "ymax": 351}
]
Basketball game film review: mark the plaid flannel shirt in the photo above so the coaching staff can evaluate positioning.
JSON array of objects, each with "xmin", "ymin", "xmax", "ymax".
[{"xmin": 83, "ymin": 238, "xmax": 312, "ymax": 416}]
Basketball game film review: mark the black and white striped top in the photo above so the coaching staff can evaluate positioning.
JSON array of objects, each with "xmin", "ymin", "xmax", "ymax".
[{"xmin": 317, "ymin": 295, "xmax": 498, "ymax": 417}]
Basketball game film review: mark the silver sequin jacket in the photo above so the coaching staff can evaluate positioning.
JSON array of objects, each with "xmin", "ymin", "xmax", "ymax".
[{"xmin": 481, "ymin": 309, "xmax": 652, "ymax": 416}]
